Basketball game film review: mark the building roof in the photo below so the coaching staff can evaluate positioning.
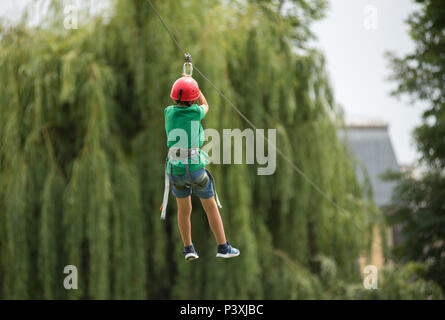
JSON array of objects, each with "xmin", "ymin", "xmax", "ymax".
[{"xmin": 339, "ymin": 124, "xmax": 400, "ymax": 207}]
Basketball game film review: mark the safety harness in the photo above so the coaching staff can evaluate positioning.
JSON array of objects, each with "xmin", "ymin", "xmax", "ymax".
[
  {"xmin": 161, "ymin": 54, "xmax": 222, "ymax": 220},
  {"xmin": 160, "ymin": 147, "xmax": 222, "ymax": 220}
]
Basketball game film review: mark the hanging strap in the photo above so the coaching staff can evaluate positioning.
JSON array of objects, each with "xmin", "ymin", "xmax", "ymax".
[
  {"xmin": 205, "ymin": 169, "xmax": 222, "ymax": 209},
  {"xmin": 160, "ymin": 159, "xmax": 172, "ymax": 220}
]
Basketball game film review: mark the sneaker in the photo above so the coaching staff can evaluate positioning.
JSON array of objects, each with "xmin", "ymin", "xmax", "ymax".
[
  {"xmin": 184, "ymin": 244, "xmax": 199, "ymax": 261},
  {"xmin": 216, "ymin": 241, "xmax": 240, "ymax": 259}
]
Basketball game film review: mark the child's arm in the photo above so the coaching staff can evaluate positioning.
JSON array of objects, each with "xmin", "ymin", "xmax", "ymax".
[{"xmin": 197, "ymin": 91, "xmax": 209, "ymax": 115}]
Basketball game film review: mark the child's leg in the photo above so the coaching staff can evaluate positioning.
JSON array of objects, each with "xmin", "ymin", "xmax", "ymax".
[
  {"xmin": 176, "ymin": 196, "xmax": 193, "ymax": 247},
  {"xmin": 200, "ymin": 196, "xmax": 227, "ymax": 245}
]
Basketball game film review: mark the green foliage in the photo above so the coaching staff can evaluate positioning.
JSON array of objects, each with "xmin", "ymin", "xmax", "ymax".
[
  {"xmin": 342, "ymin": 262, "xmax": 443, "ymax": 300},
  {"xmin": 387, "ymin": 0, "xmax": 445, "ymax": 168},
  {"xmin": 386, "ymin": 0, "xmax": 445, "ymax": 294},
  {"xmin": 385, "ymin": 170, "xmax": 445, "ymax": 292},
  {"xmin": 0, "ymin": 0, "xmax": 428, "ymax": 299}
]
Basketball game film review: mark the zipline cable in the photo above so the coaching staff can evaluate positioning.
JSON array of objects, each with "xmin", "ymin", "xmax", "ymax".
[
  {"xmin": 146, "ymin": 0, "xmax": 186, "ymax": 56},
  {"xmin": 146, "ymin": 0, "xmax": 362, "ymax": 230}
]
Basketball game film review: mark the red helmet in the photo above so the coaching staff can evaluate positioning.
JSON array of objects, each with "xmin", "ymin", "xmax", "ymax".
[{"xmin": 170, "ymin": 76, "xmax": 200, "ymax": 102}]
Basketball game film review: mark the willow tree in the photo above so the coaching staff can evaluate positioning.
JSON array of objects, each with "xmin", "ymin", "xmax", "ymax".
[{"xmin": 0, "ymin": 0, "xmax": 379, "ymax": 299}]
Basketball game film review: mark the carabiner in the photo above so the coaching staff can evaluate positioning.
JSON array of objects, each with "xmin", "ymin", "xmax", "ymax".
[{"xmin": 183, "ymin": 53, "xmax": 193, "ymax": 76}]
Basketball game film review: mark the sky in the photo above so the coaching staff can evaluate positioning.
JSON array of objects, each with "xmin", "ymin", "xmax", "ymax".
[
  {"xmin": 0, "ymin": 0, "xmax": 424, "ymax": 165},
  {"xmin": 312, "ymin": 0, "xmax": 425, "ymax": 165}
]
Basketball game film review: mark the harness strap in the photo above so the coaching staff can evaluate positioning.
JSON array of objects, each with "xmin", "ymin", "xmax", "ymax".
[
  {"xmin": 161, "ymin": 148, "xmax": 222, "ymax": 220},
  {"xmin": 168, "ymin": 147, "xmax": 199, "ymax": 161},
  {"xmin": 185, "ymin": 163, "xmax": 191, "ymax": 178}
]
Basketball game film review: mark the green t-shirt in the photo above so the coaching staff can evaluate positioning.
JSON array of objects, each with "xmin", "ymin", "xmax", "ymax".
[{"xmin": 164, "ymin": 104, "xmax": 209, "ymax": 175}]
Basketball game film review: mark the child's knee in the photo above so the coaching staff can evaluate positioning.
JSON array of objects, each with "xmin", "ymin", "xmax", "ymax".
[{"xmin": 201, "ymin": 197, "xmax": 217, "ymax": 210}]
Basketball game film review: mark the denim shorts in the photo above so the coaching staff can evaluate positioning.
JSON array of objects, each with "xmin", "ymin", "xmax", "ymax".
[{"xmin": 170, "ymin": 168, "xmax": 214, "ymax": 199}]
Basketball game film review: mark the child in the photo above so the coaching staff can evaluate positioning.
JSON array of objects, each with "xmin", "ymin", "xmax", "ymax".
[{"xmin": 163, "ymin": 74, "xmax": 240, "ymax": 261}]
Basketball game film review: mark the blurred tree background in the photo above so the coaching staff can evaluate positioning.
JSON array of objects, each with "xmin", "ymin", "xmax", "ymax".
[
  {"xmin": 386, "ymin": 0, "xmax": 445, "ymax": 293},
  {"xmin": 0, "ymin": 0, "xmax": 442, "ymax": 299}
]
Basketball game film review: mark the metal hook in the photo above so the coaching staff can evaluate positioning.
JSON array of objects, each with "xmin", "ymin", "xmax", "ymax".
[{"xmin": 184, "ymin": 53, "xmax": 192, "ymax": 64}]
